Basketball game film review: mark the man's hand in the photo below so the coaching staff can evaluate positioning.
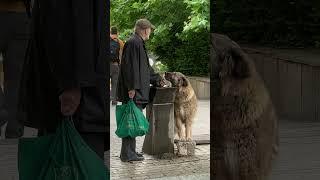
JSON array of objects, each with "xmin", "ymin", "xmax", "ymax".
[
  {"xmin": 156, "ymin": 77, "xmax": 166, "ymax": 87},
  {"xmin": 159, "ymin": 78, "xmax": 166, "ymax": 87},
  {"xmin": 128, "ymin": 90, "xmax": 135, "ymax": 99},
  {"xmin": 59, "ymin": 88, "xmax": 81, "ymax": 116}
]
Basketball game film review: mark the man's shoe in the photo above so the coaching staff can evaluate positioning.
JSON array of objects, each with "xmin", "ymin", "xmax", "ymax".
[
  {"xmin": 128, "ymin": 156, "xmax": 144, "ymax": 162},
  {"xmin": 5, "ymin": 124, "xmax": 24, "ymax": 139},
  {"xmin": 5, "ymin": 131, "xmax": 23, "ymax": 139},
  {"xmin": 136, "ymin": 152, "xmax": 144, "ymax": 157},
  {"xmin": 120, "ymin": 155, "xmax": 144, "ymax": 162}
]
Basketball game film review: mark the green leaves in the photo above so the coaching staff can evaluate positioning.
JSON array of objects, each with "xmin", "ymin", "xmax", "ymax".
[
  {"xmin": 111, "ymin": 0, "xmax": 210, "ymax": 77},
  {"xmin": 183, "ymin": 0, "xmax": 210, "ymax": 31}
]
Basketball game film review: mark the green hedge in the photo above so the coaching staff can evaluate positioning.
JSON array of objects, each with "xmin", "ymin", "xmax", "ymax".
[
  {"xmin": 213, "ymin": 0, "xmax": 320, "ymax": 48},
  {"xmin": 152, "ymin": 29, "xmax": 209, "ymax": 76}
]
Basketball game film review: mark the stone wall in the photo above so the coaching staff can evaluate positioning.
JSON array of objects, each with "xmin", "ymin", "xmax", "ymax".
[
  {"xmin": 188, "ymin": 76, "xmax": 210, "ymax": 100},
  {"xmin": 243, "ymin": 46, "xmax": 320, "ymax": 122}
]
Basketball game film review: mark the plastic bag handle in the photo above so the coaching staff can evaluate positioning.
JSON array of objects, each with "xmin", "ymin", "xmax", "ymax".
[{"xmin": 63, "ymin": 116, "xmax": 76, "ymax": 128}]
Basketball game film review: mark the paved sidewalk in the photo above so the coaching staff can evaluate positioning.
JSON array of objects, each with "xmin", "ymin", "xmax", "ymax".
[
  {"xmin": 2, "ymin": 100, "xmax": 320, "ymax": 179},
  {"xmin": 270, "ymin": 120, "xmax": 320, "ymax": 180},
  {"xmin": 110, "ymin": 100, "xmax": 211, "ymax": 180}
]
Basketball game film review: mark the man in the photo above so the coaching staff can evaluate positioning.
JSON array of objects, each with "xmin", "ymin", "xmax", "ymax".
[
  {"xmin": 0, "ymin": 0, "xmax": 29, "ymax": 138},
  {"xmin": 117, "ymin": 19, "xmax": 165, "ymax": 162},
  {"xmin": 110, "ymin": 26, "xmax": 124, "ymax": 106},
  {"xmin": 18, "ymin": 0, "xmax": 108, "ymax": 159}
]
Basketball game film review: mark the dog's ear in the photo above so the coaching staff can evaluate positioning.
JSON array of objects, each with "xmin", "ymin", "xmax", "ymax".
[{"xmin": 231, "ymin": 47, "xmax": 250, "ymax": 79}]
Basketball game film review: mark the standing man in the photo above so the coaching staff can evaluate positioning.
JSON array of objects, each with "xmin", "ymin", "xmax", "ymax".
[
  {"xmin": 0, "ymin": 0, "xmax": 29, "ymax": 138},
  {"xmin": 117, "ymin": 19, "xmax": 165, "ymax": 162},
  {"xmin": 110, "ymin": 26, "xmax": 124, "ymax": 106},
  {"xmin": 18, "ymin": 0, "xmax": 108, "ymax": 159}
]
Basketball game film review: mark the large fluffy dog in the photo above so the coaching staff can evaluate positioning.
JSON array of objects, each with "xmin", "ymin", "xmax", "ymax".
[
  {"xmin": 164, "ymin": 72, "xmax": 198, "ymax": 141},
  {"xmin": 211, "ymin": 33, "xmax": 279, "ymax": 180}
]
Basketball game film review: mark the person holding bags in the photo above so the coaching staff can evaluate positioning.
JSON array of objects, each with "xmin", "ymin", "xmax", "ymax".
[
  {"xmin": 18, "ymin": 0, "xmax": 108, "ymax": 159},
  {"xmin": 116, "ymin": 18, "xmax": 165, "ymax": 162}
]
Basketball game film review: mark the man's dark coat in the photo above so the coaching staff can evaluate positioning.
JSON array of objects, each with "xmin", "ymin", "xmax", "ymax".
[
  {"xmin": 18, "ymin": 0, "xmax": 108, "ymax": 133},
  {"xmin": 117, "ymin": 33, "xmax": 160, "ymax": 106}
]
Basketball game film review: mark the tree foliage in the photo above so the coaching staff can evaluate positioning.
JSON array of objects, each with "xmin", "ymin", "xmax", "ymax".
[
  {"xmin": 213, "ymin": 0, "xmax": 320, "ymax": 48},
  {"xmin": 111, "ymin": 0, "xmax": 210, "ymax": 76}
]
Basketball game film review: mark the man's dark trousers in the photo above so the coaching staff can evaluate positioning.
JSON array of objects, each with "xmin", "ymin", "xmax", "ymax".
[
  {"xmin": 0, "ymin": 11, "xmax": 29, "ymax": 137},
  {"xmin": 120, "ymin": 102, "xmax": 145, "ymax": 161}
]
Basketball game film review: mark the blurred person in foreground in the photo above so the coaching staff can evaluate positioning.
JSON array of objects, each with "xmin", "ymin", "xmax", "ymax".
[
  {"xmin": 18, "ymin": 0, "xmax": 109, "ymax": 159},
  {"xmin": 0, "ymin": 0, "xmax": 30, "ymax": 138}
]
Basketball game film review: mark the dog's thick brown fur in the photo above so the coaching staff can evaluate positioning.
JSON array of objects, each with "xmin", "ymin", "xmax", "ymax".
[
  {"xmin": 211, "ymin": 33, "xmax": 279, "ymax": 180},
  {"xmin": 165, "ymin": 72, "xmax": 198, "ymax": 141}
]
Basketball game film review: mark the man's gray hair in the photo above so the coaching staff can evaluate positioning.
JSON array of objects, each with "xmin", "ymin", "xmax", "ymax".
[{"xmin": 134, "ymin": 19, "xmax": 155, "ymax": 33}]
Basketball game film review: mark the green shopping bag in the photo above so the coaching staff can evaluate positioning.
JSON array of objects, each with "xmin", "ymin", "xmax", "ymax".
[
  {"xmin": 115, "ymin": 100, "xmax": 149, "ymax": 138},
  {"xmin": 18, "ymin": 119, "xmax": 109, "ymax": 180}
]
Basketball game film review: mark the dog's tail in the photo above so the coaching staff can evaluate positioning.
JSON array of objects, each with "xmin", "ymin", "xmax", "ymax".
[{"xmin": 224, "ymin": 141, "xmax": 240, "ymax": 180}]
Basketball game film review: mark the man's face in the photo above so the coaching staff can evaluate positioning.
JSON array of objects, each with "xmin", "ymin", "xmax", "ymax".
[
  {"xmin": 110, "ymin": 33, "xmax": 118, "ymax": 38},
  {"xmin": 143, "ymin": 28, "xmax": 152, "ymax": 41}
]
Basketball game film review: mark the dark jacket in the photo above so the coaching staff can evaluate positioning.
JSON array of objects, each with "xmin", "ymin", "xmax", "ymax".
[
  {"xmin": 18, "ymin": 0, "xmax": 108, "ymax": 133},
  {"xmin": 117, "ymin": 33, "xmax": 161, "ymax": 105}
]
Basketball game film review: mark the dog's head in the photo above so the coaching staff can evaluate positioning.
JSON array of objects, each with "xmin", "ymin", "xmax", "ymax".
[
  {"xmin": 211, "ymin": 33, "xmax": 251, "ymax": 80},
  {"xmin": 164, "ymin": 72, "xmax": 189, "ymax": 87}
]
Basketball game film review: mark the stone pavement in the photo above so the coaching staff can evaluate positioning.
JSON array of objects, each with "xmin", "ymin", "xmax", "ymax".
[
  {"xmin": 2, "ymin": 100, "xmax": 320, "ymax": 179},
  {"xmin": 110, "ymin": 100, "xmax": 211, "ymax": 180},
  {"xmin": 270, "ymin": 120, "xmax": 320, "ymax": 180}
]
